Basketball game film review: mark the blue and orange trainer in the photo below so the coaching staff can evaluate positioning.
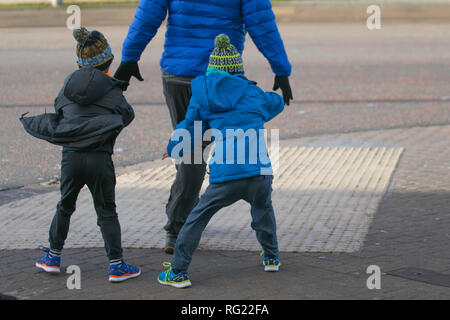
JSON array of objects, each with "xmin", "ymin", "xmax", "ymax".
[
  {"xmin": 108, "ymin": 260, "xmax": 141, "ymax": 283},
  {"xmin": 35, "ymin": 246, "xmax": 61, "ymax": 273}
]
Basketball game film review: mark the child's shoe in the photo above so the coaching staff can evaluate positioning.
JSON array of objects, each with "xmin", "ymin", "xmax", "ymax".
[
  {"xmin": 260, "ymin": 251, "xmax": 281, "ymax": 272},
  {"xmin": 35, "ymin": 246, "xmax": 61, "ymax": 273},
  {"xmin": 108, "ymin": 259, "xmax": 141, "ymax": 282},
  {"xmin": 263, "ymin": 257, "xmax": 281, "ymax": 272},
  {"xmin": 158, "ymin": 262, "xmax": 191, "ymax": 288}
]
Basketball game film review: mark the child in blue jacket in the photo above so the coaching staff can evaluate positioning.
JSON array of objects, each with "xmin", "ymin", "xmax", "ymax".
[{"xmin": 158, "ymin": 34, "xmax": 284, "ymax": 288}]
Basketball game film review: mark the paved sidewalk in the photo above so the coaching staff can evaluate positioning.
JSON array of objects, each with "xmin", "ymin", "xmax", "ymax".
[
  {"xmin": 0, "ymin": 146, "xmax": 403, "ymax": 252},
  {"xmin": 0, "ymin": 124, "xmax": 449, "ymax": 299}
]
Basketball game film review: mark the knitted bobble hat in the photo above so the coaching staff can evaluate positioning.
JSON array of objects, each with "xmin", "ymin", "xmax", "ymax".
[
  {"xmin": 208, "ymin": 34, "xmax": 244, "ymax": 75},
  {"xmin": 73, "ymin": 27, "xmax": 113, "ymax": 71}
]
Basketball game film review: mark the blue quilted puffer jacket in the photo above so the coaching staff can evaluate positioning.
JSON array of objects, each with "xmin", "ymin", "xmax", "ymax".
[
  {"xmin": 121, "ymin": 0, "xmax": 291, "ymax": 77},
  {"xmin": 167, "ymin": 68, "xmax": 284, "ymax": 183}
]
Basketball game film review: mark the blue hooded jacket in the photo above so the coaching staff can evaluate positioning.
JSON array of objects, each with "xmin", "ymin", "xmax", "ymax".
[
  {"xmin": 121, "ymin": 0, "xmax": 291, "ymax": 77},
  {"xmin": 167, "ymin": 68, "xmax": 284, "ymax": 183}
]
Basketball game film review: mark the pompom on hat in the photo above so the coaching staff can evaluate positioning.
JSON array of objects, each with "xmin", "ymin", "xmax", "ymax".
[
  {"xmin": 208, "ymin": 34, "xmax": 244, "ymax": 75},
  {"xmin": 73, "ymin": 27, "xmax": 113, "ymax": 71}
]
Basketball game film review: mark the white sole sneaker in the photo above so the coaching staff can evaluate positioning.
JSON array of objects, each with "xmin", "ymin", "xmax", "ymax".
[
  {"xmin": 109, "ymin": 269, "xmax": 142, "ymax": 282},
  {"xmin": 158, "ymin": 278, "xmax": 192, "ymax": 288},
  {"xmin": 263, "ymin": 262, "xmax": 281, "ymax": 272},
  {"xmin": 35, "ymin": 262, "xmax": 60, "ymax": 273}
]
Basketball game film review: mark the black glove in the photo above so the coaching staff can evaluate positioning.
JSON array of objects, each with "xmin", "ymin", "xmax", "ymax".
[
  {"xmin": 114, "ymin": 61, "xmax": 144, "ymax": 89},
  {"xmin": 273, "ymin": 75, "xmax": 293, "ymax": 106}
]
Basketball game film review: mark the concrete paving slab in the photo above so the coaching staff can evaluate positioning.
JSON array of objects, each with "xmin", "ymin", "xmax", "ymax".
[{"xmin": 0, "ymin": 145, "xmax": 403, "ymax": 253}]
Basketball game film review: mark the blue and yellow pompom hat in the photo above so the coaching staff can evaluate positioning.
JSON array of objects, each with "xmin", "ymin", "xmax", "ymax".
[
  {"xmin": 208, "ymin": 34, "xmax": 244, "ymax": 75},
  {"xmin": 72, "ymin": 27, "xmax": 114, "ymax": 71}
]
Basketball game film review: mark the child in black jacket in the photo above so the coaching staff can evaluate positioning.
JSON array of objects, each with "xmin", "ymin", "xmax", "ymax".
[{"xmin": 20, "ymin": 27, "xmax": 140, "ymax": 282}]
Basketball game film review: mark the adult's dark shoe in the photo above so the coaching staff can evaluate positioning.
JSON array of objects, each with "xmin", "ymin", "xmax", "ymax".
[{"xmin": 164, "ymin": 233, "xmax": 177, "ymax": 254}]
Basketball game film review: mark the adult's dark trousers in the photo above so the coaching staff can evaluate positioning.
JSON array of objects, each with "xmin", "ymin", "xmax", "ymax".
[
  {"xmin": 49, "ymin": 151, "xmax": 123, "ymax": 260},
  {"xmin": 162, "ymin": 70, "xmax": 209, "ymax": 237}
]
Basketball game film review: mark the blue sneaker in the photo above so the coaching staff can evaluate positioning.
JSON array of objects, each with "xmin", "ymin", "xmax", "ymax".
[
  {"xmin": 263, "ymin": 257, "xmax": 281, "ymax": 272},
  {"xmin": 158, "ymin": 262, "xmax": 191, "ymax": 288},
  {"xmin": 35, "ymin": 246, "xmax": 61, "ymax": 273},
  {"xmin": 108, "ymin": 260, "xmax": 141, "ymax": 282},
  {"xmin": 261, "ymin": 251, "xmax": 281, "ymax": 272}
]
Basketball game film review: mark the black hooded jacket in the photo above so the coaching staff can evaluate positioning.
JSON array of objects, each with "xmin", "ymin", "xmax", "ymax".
[{"xmin": 20, "ymin": 68, "xmax": 134, "ymax": 154}]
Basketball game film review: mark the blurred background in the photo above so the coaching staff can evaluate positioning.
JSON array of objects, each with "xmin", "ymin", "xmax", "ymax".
[{"xmin": 0, "ymin": 0, "xmax": 449, "ymax": 189}]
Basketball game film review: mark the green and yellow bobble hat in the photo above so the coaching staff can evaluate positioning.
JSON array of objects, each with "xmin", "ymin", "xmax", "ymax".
[
  {"xmin": 73, "ymin": 27, "xmax": 114, "ymax": 71},
  {"xmin": 208, "ymin": 34, "xmax": 244, "ymax": 75}
]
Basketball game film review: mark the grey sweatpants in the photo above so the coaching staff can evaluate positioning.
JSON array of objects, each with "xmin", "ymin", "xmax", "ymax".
[{"xmin": 171, "ymin": 175, "xmax": 279, "ymax": 272}]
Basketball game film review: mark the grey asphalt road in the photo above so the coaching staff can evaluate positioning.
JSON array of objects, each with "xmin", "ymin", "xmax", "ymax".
[{"xmin": 0, "ymin": 23, "xmax": 449, "ymax": 188}]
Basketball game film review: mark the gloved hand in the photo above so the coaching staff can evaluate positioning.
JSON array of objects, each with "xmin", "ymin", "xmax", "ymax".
[
  {"xmin": 273, "ymin": 75, "xmax": 293, "ymax": 106},
  {"xmin": 114, "ymin": 61, "xmax": 144, "ymax": 90}
]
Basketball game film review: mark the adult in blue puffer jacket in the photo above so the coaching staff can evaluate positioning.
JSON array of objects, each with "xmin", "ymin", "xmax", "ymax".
[
  {"xmin": 115, "ymin": 0, "xmax": 292, "ymax": 253},
  {"xmin": 116, "ymin": 0, "xmax": 292, "ymax": 87},
  {"xmin": 158, "ymin": 35, "xmax": 283, "ymax": 288}
]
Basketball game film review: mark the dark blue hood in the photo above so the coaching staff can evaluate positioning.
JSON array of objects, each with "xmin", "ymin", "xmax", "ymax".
[{"xmin": 63, "ymin": 67, "xmax": 126, "ymax": 106}]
